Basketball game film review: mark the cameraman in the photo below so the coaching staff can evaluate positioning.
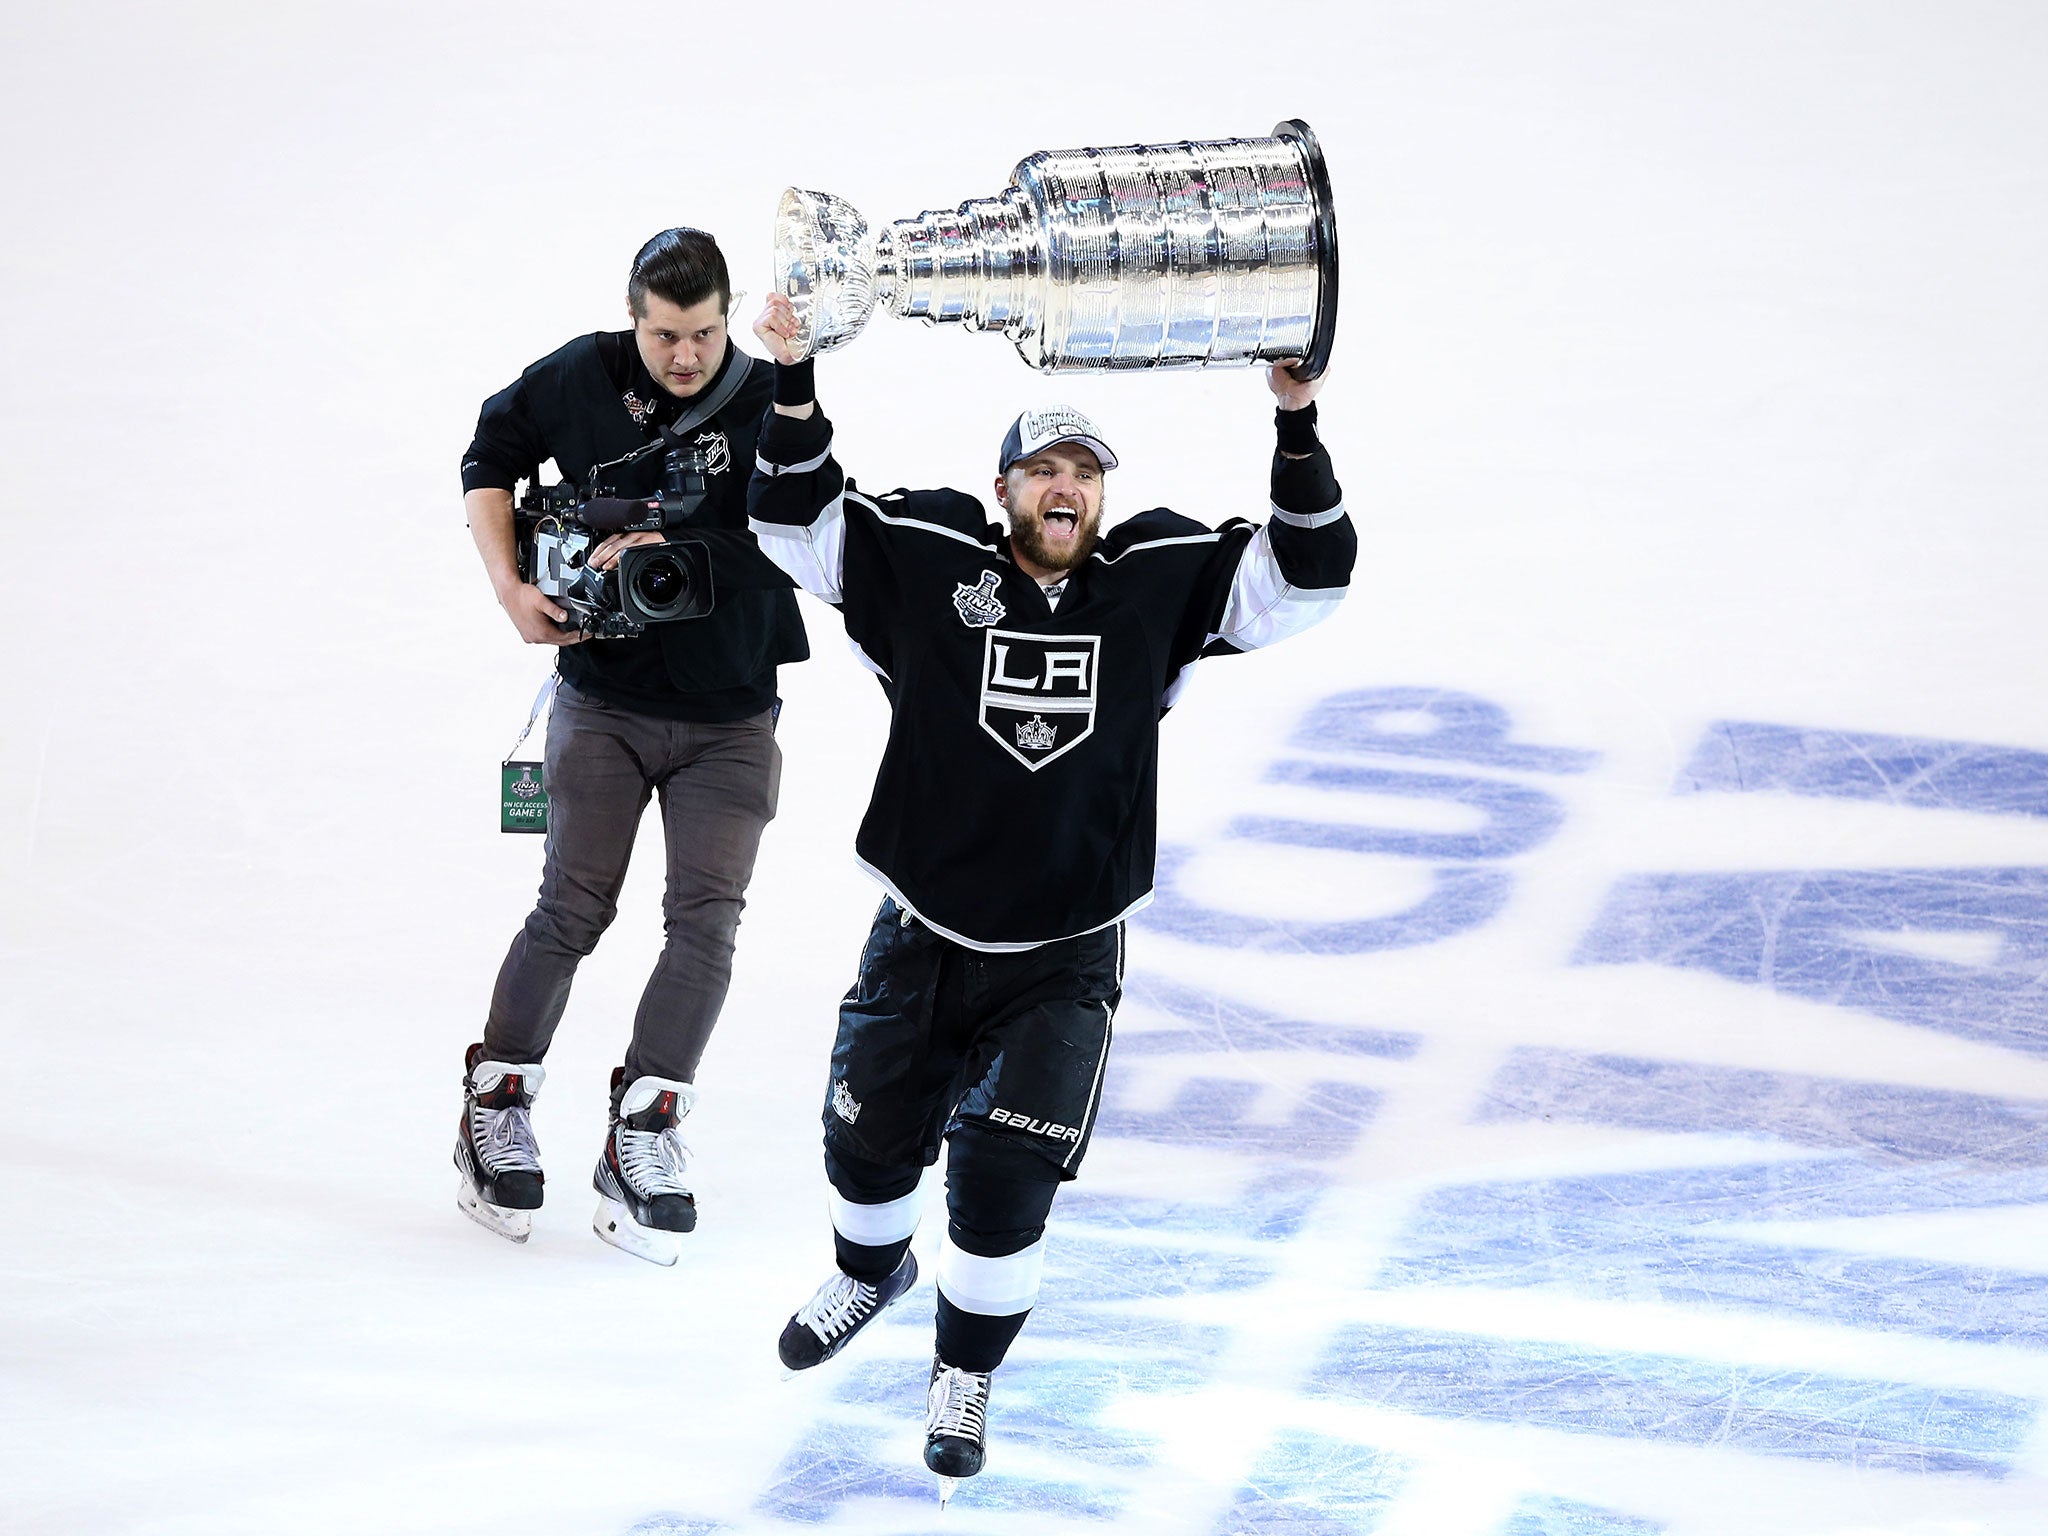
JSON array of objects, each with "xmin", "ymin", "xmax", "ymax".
[{"xmin": 453, "ymin": 228, "xmax": 808, "ymax": 1265}]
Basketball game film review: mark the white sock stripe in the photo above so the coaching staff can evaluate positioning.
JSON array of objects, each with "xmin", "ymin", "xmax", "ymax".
[
  {"xmin": 829, "ymin": 1185, "xmax": 925, "ymax": 1246},
  {"xmin": 936, "ymin": 1235, "xmax": 1046, "ymax": 1316}
]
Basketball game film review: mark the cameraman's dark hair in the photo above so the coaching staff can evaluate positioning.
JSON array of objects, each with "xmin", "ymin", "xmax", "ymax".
[{"xmin": 628, "ymin": 228, "xmax": 731, "ymax": 318}]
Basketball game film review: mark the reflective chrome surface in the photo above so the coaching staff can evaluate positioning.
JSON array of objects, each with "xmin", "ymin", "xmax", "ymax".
[
  {"xmin": 773, "ymin": 187, "xmax": 879, "ymax": 359},
  {"xmin": 773, "ymin": 119, "xmax": 1338, "ymax": 377}
]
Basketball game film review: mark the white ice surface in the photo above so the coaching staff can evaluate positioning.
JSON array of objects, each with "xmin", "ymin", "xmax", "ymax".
[{"xmin": 3, "ymin": 4, "xmax": 2046, "ymax": 1535}]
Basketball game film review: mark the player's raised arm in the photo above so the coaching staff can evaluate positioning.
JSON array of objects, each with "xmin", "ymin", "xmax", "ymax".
[
  {"xmin": 747, "ymin": 295, "xmax": 847, "ymax": 602},
  {"xmin": 1206, "ymin": 363, "xmax": 1355, "ymax": 654}
]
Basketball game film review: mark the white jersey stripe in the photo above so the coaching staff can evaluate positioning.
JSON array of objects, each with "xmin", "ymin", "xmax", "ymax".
[
  {"xmin": 863, "ymin": 492, "xmax": 993, "ymax": 550},
  {"xmin": 1093, "ymin": 530, "xmax": 1230, "ymax": 563},
  {"xmin": 1270, "ymin": 499, "xmax": 1348, "ymax": 528},
  {"xmin": 846, "ymin": 636, "xmax": 891, "ymax": 680},
  {"xmin": 1161, "ymin": 656, "xmax": 1203, "ymax": 710},
  {"xmin": 754, "ymin": 443, "xmax": 833, "ymax": 477},
  {"xmin": 749, "ymin": 495, "xmax": 847, "ymax": 604},
  {"xmin": 855, "ymin": 854, "xmax": 1154, "ymax": 953},
  {"xmin": 1212, "ymin": 521, "xmax": 1347, "ymax": 653}
]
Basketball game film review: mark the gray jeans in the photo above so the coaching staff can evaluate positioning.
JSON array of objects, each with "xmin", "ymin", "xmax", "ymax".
[{"xmin": 483, "ymin": 680, "xmax": 782, "ymax": 1083}]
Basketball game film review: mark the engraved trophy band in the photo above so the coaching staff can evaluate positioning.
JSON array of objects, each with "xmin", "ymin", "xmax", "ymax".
[{"xmin": 774, "ymin": 119, "xmax": 1338, "ymax": 377}]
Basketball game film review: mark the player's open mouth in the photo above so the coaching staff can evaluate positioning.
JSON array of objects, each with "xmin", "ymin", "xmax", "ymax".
[{"xmin": 1044, "ymin": 509, "xmax": 1078, "ymax": 538}]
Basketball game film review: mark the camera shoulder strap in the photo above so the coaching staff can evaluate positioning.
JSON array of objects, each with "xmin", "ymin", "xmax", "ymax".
[
  {"xmin": 656, "ymin": 346, "xmax": 758, "ymax": 449},
  {"xmin": 585, "ymin": 346, "xmax": 760, "ymax": 491}
]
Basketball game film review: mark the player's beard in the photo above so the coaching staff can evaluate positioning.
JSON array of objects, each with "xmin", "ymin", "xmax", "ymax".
[{"xmin": 1011, "ymin": 491, "xmax": 1104, "ymax": 573}]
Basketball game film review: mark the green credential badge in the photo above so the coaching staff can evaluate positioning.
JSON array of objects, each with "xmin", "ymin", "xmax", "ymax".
[
  {"xmin": 502, "ymin": 760, "xmax": 548, "ymax": 833},
  {"xmin": 501, "ymin": 674, "xmax": 558, "ymax": 835}
]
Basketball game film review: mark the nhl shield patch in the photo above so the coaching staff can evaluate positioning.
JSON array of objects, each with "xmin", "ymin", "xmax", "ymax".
[
  {"xmin": 980, "ymin": 628, "xmax": 1099, "ymax": 770},
  {"xmin": 692, "ymin": 429, "xmax": 732, "ymax": 476}
]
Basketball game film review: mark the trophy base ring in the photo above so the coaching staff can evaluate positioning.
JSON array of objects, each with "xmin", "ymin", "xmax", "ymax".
[{"xmin": 1275, "ymin": 118, "xmax": 1339, "ymax": 382}]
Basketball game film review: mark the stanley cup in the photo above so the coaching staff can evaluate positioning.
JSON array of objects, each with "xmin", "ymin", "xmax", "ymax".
[{"xmin": 773, "ymin": 119, "xmax": 1338, "ymax": 377}]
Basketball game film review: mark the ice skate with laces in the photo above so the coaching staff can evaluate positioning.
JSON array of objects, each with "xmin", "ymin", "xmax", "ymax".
[
  {"xmin": 924, "ymin": 1354, "xmax": 992, "ymax": 1504},
  {"xmin": 454, "ymin": 1043, "xmax": 545, "ymax": 1242},
  {"xmin": 777, "ymin": 1250, "xmax": 920, "ymax": 1370},
  {"xmin": 592, "ymin": 1068, "xmax": 698, "ymax": 1265}
]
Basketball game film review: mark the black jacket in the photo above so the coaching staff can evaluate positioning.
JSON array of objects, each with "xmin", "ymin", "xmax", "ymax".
[
  {"xmin": 463, "ymin": 332, "xmax": 808, "ymax": 720},
  {"xmin": 748, "ymin": 399, "xmax": 1355, "ymax": 949}
]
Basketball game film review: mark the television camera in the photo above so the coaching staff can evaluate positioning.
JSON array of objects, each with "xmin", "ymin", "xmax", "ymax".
[{"xmin": 514, "ymin": 438, "xmax": 717, "ymax": 639}]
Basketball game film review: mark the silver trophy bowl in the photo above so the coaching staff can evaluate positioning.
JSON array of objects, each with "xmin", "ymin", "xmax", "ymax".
[{"xmin": 773, "ymin": 119, "xmax": 1338, "ymax": 377}]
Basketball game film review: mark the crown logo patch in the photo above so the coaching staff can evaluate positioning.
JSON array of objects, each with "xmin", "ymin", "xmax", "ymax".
[
  {"xmin": 832, "ymin": 1079, "xmax": 863, "ymax": 1125},
  {"xmin": 1015, "ymin": 715, "xmax": 1058, "ymax": 751}
]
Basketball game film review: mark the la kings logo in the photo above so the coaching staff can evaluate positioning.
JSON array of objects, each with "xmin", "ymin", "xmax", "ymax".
[{"xmin": 980, "ymin": 628, "xmax": 1099, "ymax": 770}]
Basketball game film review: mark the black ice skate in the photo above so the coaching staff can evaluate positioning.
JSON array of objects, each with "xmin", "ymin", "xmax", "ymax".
[
  {"xmin": 591, "ymin": 1069, "xmax": 698, "ymax": 1266},
  {"xmin": 924, "ymin": 1355, "xmax": 992, "ymax": 1502},
  {"xmin": 777, "ymin": 1250, "xmax": 919, "ymax": 1370},
  {"xmin": 454, "ymin": 1043, "xmax": 545, "ymax": 1242}
]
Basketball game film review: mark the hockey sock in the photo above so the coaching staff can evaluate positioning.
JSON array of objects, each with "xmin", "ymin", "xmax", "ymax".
[
  {"xmin": 834, "ymin": 1231, "xmax": 912, "ymax": 1283},
  {"xmin": 824, "ymin": 1156, "xmax": 926, "ymax": 1281},
  {"xmin": 934, "ymin": 1292, "xmax": 1029, "ymax": 1373}
]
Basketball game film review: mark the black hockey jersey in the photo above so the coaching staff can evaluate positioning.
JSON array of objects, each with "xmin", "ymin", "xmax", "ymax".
[{"xmin": 748, "ymin": 402, "xmax": 1355, "ymax": 950}]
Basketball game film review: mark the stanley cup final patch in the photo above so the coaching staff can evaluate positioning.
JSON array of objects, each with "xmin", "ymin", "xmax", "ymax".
[
  {"xmin": 980, "ymin": 628, "xmax": 1100, "ymax": 770},
  {"xmin": 953, "ymin": 570, "xmax": 1008, "ymax": 628}
]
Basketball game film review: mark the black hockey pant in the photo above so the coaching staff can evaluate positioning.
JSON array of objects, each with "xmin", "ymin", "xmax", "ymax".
[{"xmin": 819, "ymin": 897, "xmax": 1123, "ymax": 1372}]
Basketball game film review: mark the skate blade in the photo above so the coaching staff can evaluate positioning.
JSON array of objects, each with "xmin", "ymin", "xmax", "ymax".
[
  {"xmin": 456, "ymin": 1178, "xmax": 533, "ymax": 1242},
  {"xmin": 936, "ymin": 1475, "xmax": 961, "ymax": 1508},
  {"xmin": 592, "ymin": 1195, "xmax": 680, "ymax": 1266}
]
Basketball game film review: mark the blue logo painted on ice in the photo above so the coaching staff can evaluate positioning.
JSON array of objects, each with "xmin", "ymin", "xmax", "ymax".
[{"xmin": 712, "ymin": 691, "xmax": 2048, "ymax": 1531}]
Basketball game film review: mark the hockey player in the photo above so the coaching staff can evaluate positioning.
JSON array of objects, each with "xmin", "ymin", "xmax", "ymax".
[{"xmin": 747, "ymin": 291, "xmax": 1354, "ymax": 1488}]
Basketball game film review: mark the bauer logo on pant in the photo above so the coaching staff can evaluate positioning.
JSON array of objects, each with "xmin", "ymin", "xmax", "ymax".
[
  {"xmin": 988, "ymin": 1106, "xmax": 1084, "ymax": 1143},
  {"xmin": 979, "ymin": 629, "xmax": 1099, "ymax": 770}
]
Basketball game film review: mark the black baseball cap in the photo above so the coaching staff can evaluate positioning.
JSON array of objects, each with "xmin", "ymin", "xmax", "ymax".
[{"xmin": 997, "ymin": 405, "xmax": 1118, "ymax": 473}]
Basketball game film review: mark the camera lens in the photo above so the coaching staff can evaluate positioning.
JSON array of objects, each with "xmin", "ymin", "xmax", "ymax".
[{"xmin": 633, "ymin": 555, "xmax": 686, "ymax": 610}]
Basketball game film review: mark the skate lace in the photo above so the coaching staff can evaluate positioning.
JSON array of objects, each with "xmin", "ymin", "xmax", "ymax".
[
  {"xmin": 795, "ymin": 1272, "xmax": 879, "ymax": 1342},
  {"xmin": 614, "ymin": 1123, "xmax": 691, "ymax": 1198},
  {"xmin": 471, "ymin": 1104, "xmax": 541, "ymax": 1176},
  {"xmin": 926, "ymin": 1364, "xmax": 990, "ymax": 1443}
]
